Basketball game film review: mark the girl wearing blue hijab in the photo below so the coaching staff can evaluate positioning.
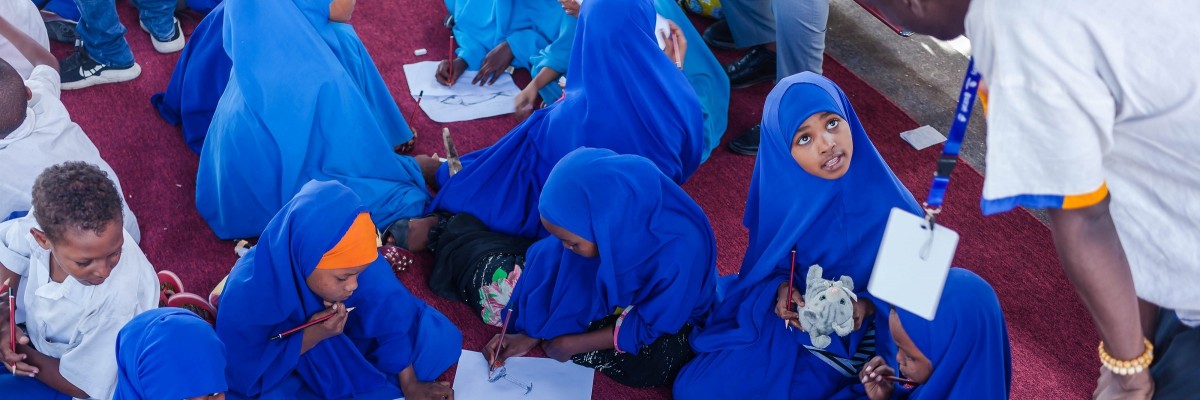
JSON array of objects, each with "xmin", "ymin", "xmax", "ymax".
[
  {"xmin": 215, "ymin": 180, "xmax": 462, "ymax": 400},
  {"xmin": 394, "ymin": 0, "xmax": 704, "ymax": 244},
  {"xmin": 422, "ymin": 148, "xmax": 717, "ymax": 387},
  {"xmin": 150, "ymin": 2, "xmax": 231, "ymax": 154},
  {"xmin": 115, "ymin": 308, "xmax": 227, "ymax": 400},
  {"xmin": 860, "ymin": 268, "xmax": 1012, "ymax": 399},
  {"xmin": 674, "ymin": 72, "xmax": 924, "ymax": 399},
  {"xmin": 197, "ymin": 0, "xmax": 425, "ymax": 240}
]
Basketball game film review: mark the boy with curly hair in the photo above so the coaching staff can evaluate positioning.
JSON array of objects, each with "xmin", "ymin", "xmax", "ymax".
[{"xmin": 0, "ymin": 162, "xmax": 158, "ymax": 399}]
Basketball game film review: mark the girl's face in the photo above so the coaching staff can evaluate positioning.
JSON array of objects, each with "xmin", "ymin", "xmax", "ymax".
[
  {"xmin": 329, "ymin": 0, "xmax": 357, "ymax": 22},
  {"xmin": 889, "ymin": 312, "xmax": 934, "ymax": 384},
  {"xmin": 306, "ymin": 264, "xmax": 368, "ymax": 303},
  {"xmin": 789, "ymin": 111, "xmax": 854, "ymax": 180},
  {"xmin": 541, "ymin": 217, "xmax": 598, "ymax": 258}
]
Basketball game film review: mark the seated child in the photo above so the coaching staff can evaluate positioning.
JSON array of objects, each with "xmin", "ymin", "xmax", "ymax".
[
  {"xmin": 400, "ymin": 0, "xmax": 704, "ymax": 240},
  {"xmin": 424, "ymin": 148, "xmax": 717, "ymax": 387},
  {"xmin": 215, "ymin": 180, "xmax": 461, "ymax": 400},
  {"xmin": 57, "ymin": 0, "xmax": 183, "ymax": 89},
  {"xmin": 859, "ymin": 268, "xmax": 1012, "ymax": 399},
  {"xmin": 674, "ymin": 72, "xmax": 925, "ymax": 399},
  {"xmin": 198, "ymin": 0, "xmax": 425, "ymax": 240},
  {"xmin": 0, "ymin": 4, "xmax": 49, "ymax": 79},
  {"xmin": 0, "ymin": 161, "xmax": 160, "ymax": 400},
  {"xmin": 150, "ymin": 2, "xmax": 230, "ymax": 154},
  {"xmin": 439, "ymin": 0, "xmax": 575, "ymax": 105},
  {"xmin": 0, "ymin": 21, "xmax": 140, "ymax": 241},
  {"xmin": 115, "ymin": 308, "xmax": 228, "ymax": 400}
]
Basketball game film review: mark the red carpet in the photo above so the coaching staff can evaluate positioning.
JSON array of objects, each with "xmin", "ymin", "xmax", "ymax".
[{"xmin": 53, "ymin": 1, "xmax": 1096, "ymax": 398}]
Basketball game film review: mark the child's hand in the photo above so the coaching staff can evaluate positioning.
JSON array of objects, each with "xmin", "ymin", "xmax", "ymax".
[
  {"xmin": 303, "ymin": 302, "xmax": 348, "ymax": 344},
  {"xmin": 853, "ymin": 297, "xmax": 876, "ymax": 330},
  {"xmin": 484, "ymin": 333, "xmax": 540, "ymax": 367},
  {"xmin": 399, "ymin": 365, "xmax": 454, "ymax": 400},
  {"xmin": 0, "ymin": 322, "xmax": 36, "ymax": 377},
  {"xmin": 513, "ymin": 87, "xmax": 539, "ymax": 121},
  {"xmin": 774, "ymin": 281, "xmax": 804, "ymax": 330},
  {"xmin": 474, "ymin": 42, "xmax": 514, "ymax": 86},
  {"xmin": 559, "ymin": 0, "xmax": 581, "ymax": 16},
  {"xmin": 660, "ymin": 20, "xmax": 687, "ymax": 69},
  {"xmin": 436, "ymin": 58, "xmax": 467, "ymax": 86},
  {"xmin": 859, "ymin": 356, "xmax": 895, "ymax": 400}
]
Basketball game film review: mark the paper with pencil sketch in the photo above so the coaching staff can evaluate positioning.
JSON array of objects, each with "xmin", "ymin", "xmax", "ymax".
[
  {"xmin": 403, "ymin": 61, "xmax": 519, "ymax": 123},
  {"xmin": 452, "ymin": 350, "xmax": 594, "ymax": 400}
]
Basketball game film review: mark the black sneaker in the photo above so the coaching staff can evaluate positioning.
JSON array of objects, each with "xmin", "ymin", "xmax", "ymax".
[
  {"xmin": 702, "ymin": 19, "xmax": 737, "ymax": 50},
  {"xmin": 725, "ymin": 46, "xmax": 777, "ymax": 89},
  {"xmin": 59, "ymin": 47, "xmax": 142, "ymax": 90},
  {"xmin": 728, "ymin": 124, "xmax": 761, "ymax": 156}
]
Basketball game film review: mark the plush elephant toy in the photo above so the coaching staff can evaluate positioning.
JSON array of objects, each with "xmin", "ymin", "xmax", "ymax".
[{"xmin": 799, "ymin": 264, "xmax": 857, "ymax": 349}]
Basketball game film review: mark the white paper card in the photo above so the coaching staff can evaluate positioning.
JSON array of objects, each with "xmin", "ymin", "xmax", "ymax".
[
  {"xmin": 402, "ymin": 61, "xmax": 520, "ymax": 123},
  {"xmin": 899, "ymin": 125, "xmax": 946, "ymax": 150},
  {"xmin": 452, "ymin": 350, "xmax": 595, "ymax": 400},
  {"xmin": 868, "ymin": 207, "xmax": 957, "ymax": 320}
]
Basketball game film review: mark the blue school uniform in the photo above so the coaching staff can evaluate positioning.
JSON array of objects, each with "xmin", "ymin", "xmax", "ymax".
[
  {"xmin": 151, "ymin": 2, "xmax": 230, "ymax": 154},
  {"xmin": 674, "ymin": 73, "xmax": 924, "ymax": 399},
  {"xmin": 197, "ymin": 0, "xmax": 425, "ymax": 240},
  {"xmin": 215, "ymin": 180, "xmax": 461, "ymax": 399},
  {"xmin": 508, "ymin": 148, "xmax": 717, "ymax": 353},
  {"xmin": 115, "ymin": 308, "xmax": 227, "ymax": 400},
  {"xmin": 652, "ymin": 0, "xmax": 730, "ymax": 163},
  {"xmin": 895, "ymin": 268, "xmax": 1012, "ymax": 399},
  {"xmin": 428, "ymin": 0, "xmax": 704, "ymax": 239},
  {"xmin": 445, "ymin": 0, "xmax": 575, "ymax": 103}
]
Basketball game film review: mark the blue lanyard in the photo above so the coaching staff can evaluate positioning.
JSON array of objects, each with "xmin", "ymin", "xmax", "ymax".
[{"xmin": 924, "ymin": 58, "xmax": 981, "ymax": 212}]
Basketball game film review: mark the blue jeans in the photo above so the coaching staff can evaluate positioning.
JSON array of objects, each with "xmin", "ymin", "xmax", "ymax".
[{"xmin": 75, "ymin": 0, "xmax": 177, "ymax": 66}]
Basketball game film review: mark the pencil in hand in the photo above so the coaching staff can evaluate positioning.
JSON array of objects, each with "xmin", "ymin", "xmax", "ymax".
[{"xmin": 269, "ymin": 306, "xmax": 356, "ymax": 341}]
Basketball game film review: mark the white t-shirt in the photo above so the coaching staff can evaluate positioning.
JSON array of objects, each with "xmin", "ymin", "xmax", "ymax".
[
  {"xmin": 0, "ymin": 1, "xmax": 50, "ymax": 79},
  {"xmin": 0, "ymin": 215, "xmax": 159, "ymax": 400},
  {"xmin": 967, "ymin": 0, "xmax": 1200, "ymax": 324},
  {"xmin": 0, "ymin": 65, "xmax": 141, "ymax": 242}
]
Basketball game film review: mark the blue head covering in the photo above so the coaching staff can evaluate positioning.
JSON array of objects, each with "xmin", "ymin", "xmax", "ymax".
[
  {"xmin": 508, "ymin": 148, "xmax": 717, "ymax": 353},
  {"xmin": 216, "ymin": 180, "xmax": 462, "ymax": 399},
  {"xmin": 427, "ymin": 0, "xmax": 704, "ymax": 239},
  {"xmin": 151, "ymin": 2, "xmax": 231, "ymax": 154},
  {"xmin": 115, "ymin": 308, "xmax": 227, "ymax": 400},
  {"xmin": 692, "ymin": 72, "xmax": 922, "ymax": 351},
  {"xmin": 197, "ymin": 0, "xmax": 425, "ymax": 240},
  {"xmin": 896, "ymin": 268, "xmax": 1012, "ymax": 400}
]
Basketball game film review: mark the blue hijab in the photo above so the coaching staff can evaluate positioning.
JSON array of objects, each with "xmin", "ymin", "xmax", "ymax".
[
  {"xmin": 115, "ymin": 308, "xmax": 227, "ymax": 400},
  {"xmin": 197, "ymin": 0, "xmax": 424, "ymax": 240},
  {"xmin": 428, "ymin": 0, "xmax": 704, "ymax": 239},
  {"xmin": 692, "ymin": 72, "xmax": 922, "ymax": 353},
  {"xmin": 896, "ymin": 268, "xmax": 1012, "ymax": 400},
  {"xmin": 508, "ymin": 148, "xmax": 716, "ymax": 352},
  {"xmin": 215, "ymin": 180, "xmax": 462, "ymax": 399},
  {"xmin": 151, "ymin": 2, "xmax": 231, "ymax": 154}
]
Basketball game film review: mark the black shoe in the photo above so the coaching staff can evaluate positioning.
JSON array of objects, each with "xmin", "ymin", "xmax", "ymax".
[
  {"xmin": 728, "ymin": 124, "xmax": 761, "ymax": 156},
  {"xmin": 725, "ymin": 46, "xmax": 776, "ymax": 89},
  {"xmin": 44, "ymin": 20, "xmax": 78, "ymax": 44},
  {"xmin": 702, "ymin": 19, "xmax": 736, "ymax": 50},
  {"xmin": 59, "ymin": 47, "xmax": 141, "ymax": 90}
]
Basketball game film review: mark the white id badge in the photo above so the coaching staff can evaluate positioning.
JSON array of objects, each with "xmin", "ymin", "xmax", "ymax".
[{"xmin": 868, "ymin": 207, "xmax": 958, "ymax": 320}]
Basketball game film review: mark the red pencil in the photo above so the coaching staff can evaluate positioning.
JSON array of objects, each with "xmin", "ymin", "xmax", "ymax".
[
  {"xmin": 490, "ymin": 308, "xmax": 513, "ymax": 377},
  {"xmin": 7, "ymin": 284, "xmax": 14, "ymax": 355},
  {"xmin": 883, "ymin": 375, "xmax": 920, "ymax": 387},
  {"xmin": 449, "ymin": 36, "xmax": 456, "ymax": 66},
  {"xmin": 269, "ymin": 306, "xmax": 355, "ymax": 341}
]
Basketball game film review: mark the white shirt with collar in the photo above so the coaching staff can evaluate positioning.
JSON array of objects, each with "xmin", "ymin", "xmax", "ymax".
[
  {"xmin": 0, "ymin": 0, "xmax": 49, "ymax": 79},
  {"xmin": 0, "ymin": 65, "xmax": 140, "ymax": 242},
  {"xmin": 0, "ymin": 215, "xmax": 159, "ymax": 400}
]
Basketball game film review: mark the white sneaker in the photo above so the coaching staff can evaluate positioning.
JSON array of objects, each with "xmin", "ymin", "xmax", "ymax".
[{"xmin": 140, "ymin": 18, "xmax": 185, "ymax": 54}]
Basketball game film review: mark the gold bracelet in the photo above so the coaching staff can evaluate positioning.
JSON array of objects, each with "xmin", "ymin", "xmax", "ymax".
[{"xmin": 1098, "ymin": 338, "xmax": 1154, "ymax": 375}]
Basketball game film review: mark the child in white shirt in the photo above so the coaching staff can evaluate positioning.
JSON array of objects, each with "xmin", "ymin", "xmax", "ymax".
[{"xmin": 0, "ymin": 162, "xmax": 159, "ymax": 400}]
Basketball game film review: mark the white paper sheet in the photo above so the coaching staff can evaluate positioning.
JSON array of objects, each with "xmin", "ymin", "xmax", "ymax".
[
  {"xmin": 868, "ymin": 207, "xmax": 957, "ymax": 320},
  {"xmin": 452, "ymin": 350, "xmax": 595, "ymax": 400},
  {"xmin": 403, "ymin": 61, "xmax": 520, "ymax": 123}
]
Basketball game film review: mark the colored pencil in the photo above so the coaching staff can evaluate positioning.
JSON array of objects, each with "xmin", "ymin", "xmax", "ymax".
[
  {"xmin": 785, "ymin": 250, "xmax": 797, "ymax": 329},
  {"xmin": 672, "ymin": 32, "xmax": 682, "ymax": 69},
  {"xmin": 7, "ymin": 284, "xmax": 14, "ymax": 355},
  {"xmin": 490, "ymin": 308, "xmax": 513, "ymax": 377},
  {"xmin": 416, "ymin": 90, "xmax": 425, "ymax": 107},
  {"xmin": 449, "ymin": 36, "xmax": 456, "ymax": 65},
  {"xmin": 883, "ymin": 375, "xmax": 920, "ymax": 387},
  {"xmin": 269, "ymin": 306, "xmax": 355, "ymax": 341}
]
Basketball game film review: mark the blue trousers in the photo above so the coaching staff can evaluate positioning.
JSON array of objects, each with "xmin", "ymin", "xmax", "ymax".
[
  {"xmin": 74, "ymin": 0, "xmax": 176, "ymax": 66},
  {"xmin": 0, "ymin": 369, "xmax": 72, "ymax": 400},
  {"xmin": 721, "ymin": 0, "xmax": 829, "ymax": 77}
]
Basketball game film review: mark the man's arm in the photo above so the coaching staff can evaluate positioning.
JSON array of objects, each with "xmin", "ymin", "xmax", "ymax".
[
  {"xmin": 0, "ymin": 15, "xmax": 58, "ymax": 72},
  {"xmin": 1046, "ymin": 196, "xmax": 1146, "ymax": 359}
]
